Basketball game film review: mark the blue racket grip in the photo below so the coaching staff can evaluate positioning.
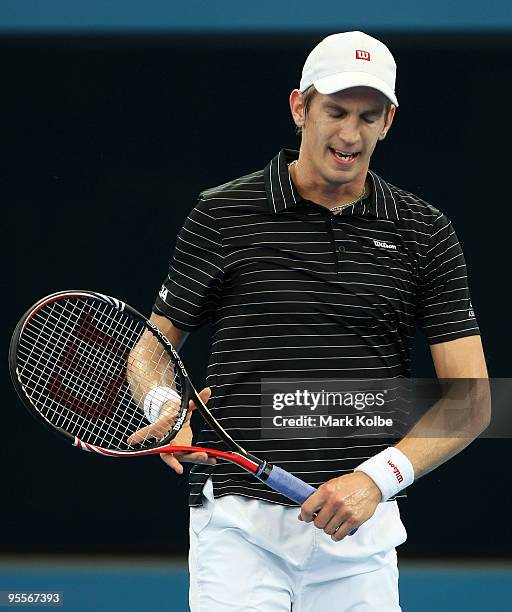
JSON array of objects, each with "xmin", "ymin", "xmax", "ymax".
[
  {"xmin": 265, "ymin": 465, "xmax": 358, "ymax": 536},
  {"xmin": 265, "ymin": 465, "xmax": 316, "ymax": 504}
]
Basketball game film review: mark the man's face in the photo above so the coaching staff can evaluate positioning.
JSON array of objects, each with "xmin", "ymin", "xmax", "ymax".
[{"xmin": 292, "ymin": 86, "xmax": 395, "ymax": 188}]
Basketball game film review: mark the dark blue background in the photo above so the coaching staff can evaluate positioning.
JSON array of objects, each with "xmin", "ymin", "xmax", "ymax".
[{"xmin": 2, "ymin": 32, "xmax": 511, "ymax": 558}]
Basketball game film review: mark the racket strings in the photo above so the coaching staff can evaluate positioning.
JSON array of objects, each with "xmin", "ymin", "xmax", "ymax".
[
  {"xmin": 21, "ymin": 301, "xmax": 136, "ymax": 424},
  {"xmin": 17, "ymin": 297, "xmax": 183, "ymax": 450},
  {"xmin": 19, "ymin": 299, "xmax": 141, "ymax": 446},
  {"xmin": 23, "ymin": 303, "xmax": 174, "ymax": 447}
]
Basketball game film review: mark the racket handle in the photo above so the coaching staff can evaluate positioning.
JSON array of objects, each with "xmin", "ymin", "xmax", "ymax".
[{"xmin": 264, "ymin": 465, "xmax": 316, "ymax": 504}]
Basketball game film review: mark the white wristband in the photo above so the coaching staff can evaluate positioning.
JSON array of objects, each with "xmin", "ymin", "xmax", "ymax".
[
  {"xmin": 143, "ymin": 386, "xmax": 181, "ymax": 424},
  {"xmin": 354, "ymin": 447, "xmax": 415, "ymax": 502}
]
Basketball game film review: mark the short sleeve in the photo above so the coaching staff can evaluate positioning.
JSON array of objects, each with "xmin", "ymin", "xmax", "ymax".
[
  {"xmin": 153, "ymin": 197, "xmax": 224, "ymax": 331},
  {"xmin": 416, "ymin": 213, "xmax": 480, "ymax": 345}
]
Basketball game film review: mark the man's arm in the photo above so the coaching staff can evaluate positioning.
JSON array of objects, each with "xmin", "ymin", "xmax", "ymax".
[
  {"xmin": 396, "ymin": 335, "xmax": 490, "ymax": 479},
  {"xmin": 149, "ymin": 313, "xmax": 189, "ymax": 351},
  {"xmin": 127, "ymin": 312, "xmax": 216, "ymax": 473},
  {"xmin": 126, "ymin": 313, "xmax": 188, "ymax": 414},
  {"xmin": 299, "ymin": 335, "xmax": 491, "ymax": 541}
]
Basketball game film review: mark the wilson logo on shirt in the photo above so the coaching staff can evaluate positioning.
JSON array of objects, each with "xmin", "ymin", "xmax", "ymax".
[{"xmin": 373, "ymin": 239, "xmax": 397, "ymax": 251}]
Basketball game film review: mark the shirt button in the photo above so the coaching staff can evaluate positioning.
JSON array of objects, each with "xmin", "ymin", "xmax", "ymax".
[{"xmin": 338, "ymin": 245, "xmax": 345, "ymax": 254}]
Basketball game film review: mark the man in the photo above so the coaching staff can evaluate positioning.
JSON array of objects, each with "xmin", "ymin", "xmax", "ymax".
[{"xmin": 146, "ymin": 32, "xmax": 489, "ymax": 610}]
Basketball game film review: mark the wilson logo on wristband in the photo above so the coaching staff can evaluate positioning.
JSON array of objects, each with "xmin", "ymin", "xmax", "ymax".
[{"xmin": 387, "ymin": 460, "xmax": 404, "ymax": 483}]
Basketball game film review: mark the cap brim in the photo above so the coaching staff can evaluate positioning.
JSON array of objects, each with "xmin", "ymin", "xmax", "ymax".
[{"xmin": 313, "ymin": 71, "xmax": 398, "ymax": 107}]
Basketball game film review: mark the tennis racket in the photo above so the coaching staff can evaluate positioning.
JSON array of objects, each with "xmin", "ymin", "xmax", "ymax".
[{"xmin": 9, "ymin": 290, "xmax": 316, "ymax": 505}]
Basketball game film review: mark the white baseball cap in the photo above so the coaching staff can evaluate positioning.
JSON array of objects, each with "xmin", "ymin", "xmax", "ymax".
[{"xmin": 299, "ymin": 31, "xmax": 398, "ymax": 107}]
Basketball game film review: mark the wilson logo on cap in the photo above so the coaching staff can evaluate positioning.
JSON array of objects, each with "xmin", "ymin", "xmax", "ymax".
[{"xmin": 355, "ymin": 50, "xmax": 371, "ymax": 61}]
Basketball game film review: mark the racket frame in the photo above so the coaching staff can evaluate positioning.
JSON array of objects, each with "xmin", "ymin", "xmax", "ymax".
[{"xmin": 9, "ymin": 290, "xmax": 264, "ymax": 467}]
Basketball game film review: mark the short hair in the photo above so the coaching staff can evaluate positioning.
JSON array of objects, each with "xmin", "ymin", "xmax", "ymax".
[{"xmin": 295, "ymin": 85, "xmax": 393, "ymax": 136}]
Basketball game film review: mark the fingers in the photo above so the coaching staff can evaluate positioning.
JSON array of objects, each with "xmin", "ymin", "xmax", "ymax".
[
  {"xmin": 189, "ymin": 387, "xmax": 212, "ymax": 411},
  {"xmin": 130, "ymin": 387, "xmax": 213, "ymax": 446},
  {"xmin": 300, "ymin": 501, "xmax": 359, "ymax": 541},
  {"xmin": 136, "ymin": 386, "xmax": 215, "ymax": 474},
  {"xmin": 160, "ymin": 451, "xmax": 216, "ymax": 474},
  {"xmin": 331, "ymin": 522, "xmax": 358, "ymax": 541},
  {"xmin": 127, "ymin": 422, "xmax": 162, "ymax": 445},
  {"xmin": 160, "ymin": 452, "xmax": 185, "ymax": 475},
  {"xmin": 127, "ymin": 396, "xmax": 183, "ymax": 445},
  {"xmin": 178, "ymin": 451, "xmax": 217, "ymax": 465},
  {"xmin": 297, "ymin": 479, "xmax": 366, "ymax": 542},
  {"xmin": 127, "ymin": 417, "xmax": 171, "ymax": 445},
  {"xmin": 321, "ymin": 510, "xmax": 358, "ymax": 542},
  {"xmin": 298, "ymin": 489, "xmax": 325, "ymax": 523}
]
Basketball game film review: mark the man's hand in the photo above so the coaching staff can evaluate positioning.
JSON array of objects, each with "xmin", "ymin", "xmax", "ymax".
[
  {"xmin": 298, "ymin": 472, "xmax": 382, "ymax": 541},
  {"xmin": 159, "ymin": 387, "xmax": 217, "ymax": 474},
  {"xmin": 127, "ymin": 392, "xmax": 184, "ymax": 445},
  {"xmin": 127, "ymin": 387, "xmax": 217, "ymax": 474}
]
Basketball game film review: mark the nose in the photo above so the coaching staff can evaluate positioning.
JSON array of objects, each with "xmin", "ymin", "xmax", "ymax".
[{"xmin": 337, "ymin": 116, "xmax": 360, "ymax": 147}]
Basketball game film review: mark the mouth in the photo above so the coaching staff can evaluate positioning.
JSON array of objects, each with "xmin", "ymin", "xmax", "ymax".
[{"xmin": 329, "ymin": 147, "xmax": 360, "ymax": 164}]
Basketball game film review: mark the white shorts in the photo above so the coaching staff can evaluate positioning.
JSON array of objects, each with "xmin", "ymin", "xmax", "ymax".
[{"xmin": 189, "ymin": 478, "xmax": 407, "ymax": 611}]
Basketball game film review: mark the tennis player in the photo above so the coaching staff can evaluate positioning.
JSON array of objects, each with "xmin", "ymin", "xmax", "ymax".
[{"xmin": 146, "ymin": 32, "xmax": 490, "ymax": 610}]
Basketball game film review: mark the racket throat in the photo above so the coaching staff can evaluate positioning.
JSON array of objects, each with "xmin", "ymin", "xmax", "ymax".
[{"xmin": 254, "ymin": 459, "xmax": 272, "ymax": 480}]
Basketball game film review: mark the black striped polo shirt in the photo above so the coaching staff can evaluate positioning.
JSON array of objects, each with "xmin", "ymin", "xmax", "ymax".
[{"xmin": 153, "ymin": 148, "xmax": 480, "ymax": 506}]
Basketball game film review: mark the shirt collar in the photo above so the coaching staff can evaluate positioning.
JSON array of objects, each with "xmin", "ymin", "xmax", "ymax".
[{"xmin": 263, "ymin": 148, "xmax": 400, "ymax": 221}]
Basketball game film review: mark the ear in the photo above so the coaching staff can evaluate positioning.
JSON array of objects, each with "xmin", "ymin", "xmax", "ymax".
[
  {"xmin": 378, "ymin": 104, "xmax": 396, "ymax": 141},
  {"xmin": 289, "ymin": 89, "xmax": 306, "ymax": 128}
]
